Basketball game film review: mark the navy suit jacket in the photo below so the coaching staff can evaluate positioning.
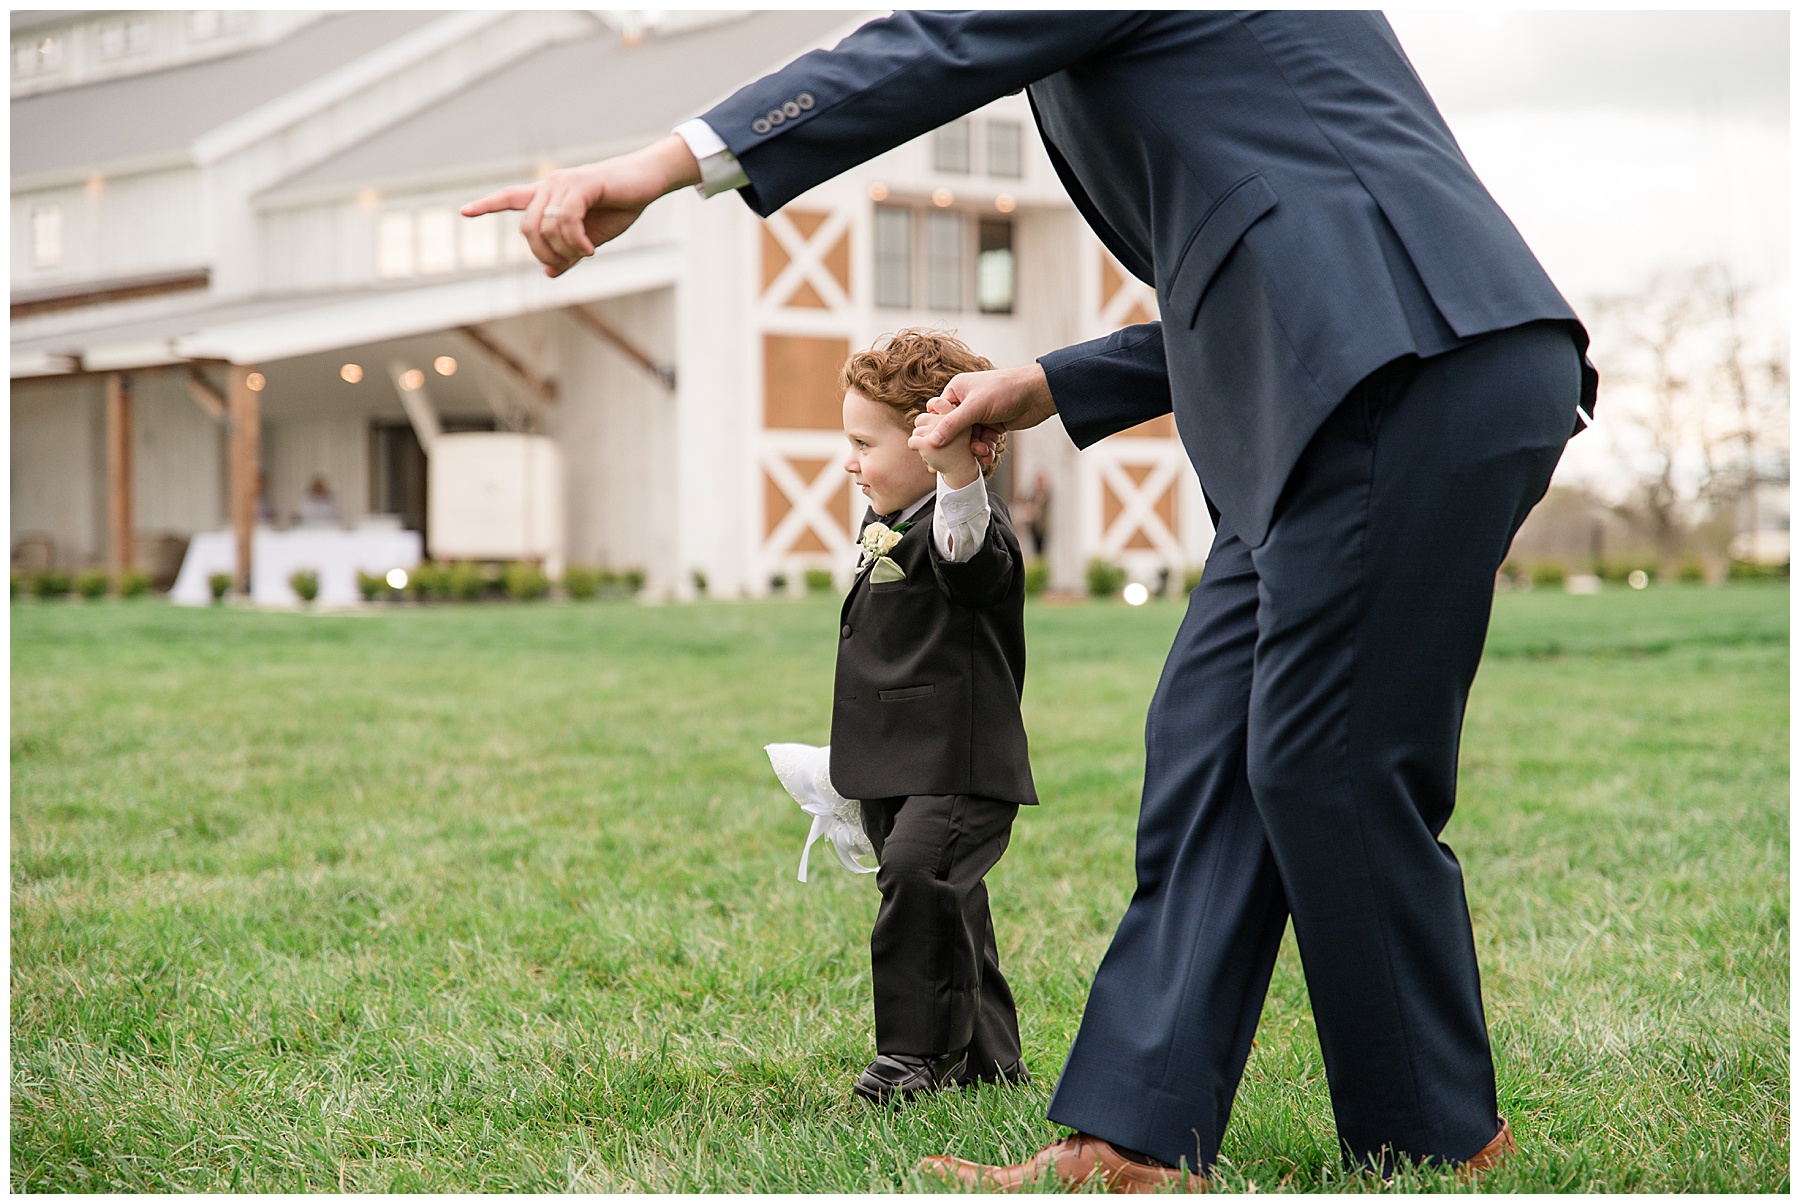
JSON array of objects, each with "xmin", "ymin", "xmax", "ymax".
[{"xmin": 704, "ymin": 11, "xmax": 1598, "ymax": 546}]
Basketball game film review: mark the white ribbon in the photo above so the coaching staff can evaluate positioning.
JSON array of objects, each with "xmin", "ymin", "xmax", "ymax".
[{"xmin": 765, "ymin": 742, "xmax": 878, "ymax": 881}]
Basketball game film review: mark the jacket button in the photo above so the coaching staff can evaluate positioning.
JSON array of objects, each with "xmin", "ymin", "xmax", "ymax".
[
  {"xmin": 782, "ymin": 100, "xmax": 801, "ymax": 118},
  {"xmin": 796, "ymin": 91, "xmax": 814, "ymax": 110},
  {"xmin": 841, "ymin": 624, "xmax": 853, "ymax": 639},
  {"xmin": 752, "ymin": 117, "xmax": 771, "ymax": 135},
  {"xmin": 766, "ymin": 108, "xmax": 785, "ymax": 126}
]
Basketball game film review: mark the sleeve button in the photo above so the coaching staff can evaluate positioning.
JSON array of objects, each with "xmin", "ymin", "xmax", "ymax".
[
  {"xmin": 751, "ymin": 117, "xmax": 771, "ymax": 135},
  {"xmin": 796, "ymin": 91, "xmax": 814, "ymax": 109},
  {"xmin": 782, "ymin": 100, "xmax": 801, "ymax": 118},
  {"xmin": 841, "ymin": 624, "xmax": 853, "ymax": 639}
]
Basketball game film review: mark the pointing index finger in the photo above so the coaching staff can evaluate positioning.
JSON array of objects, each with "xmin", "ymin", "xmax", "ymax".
[{"xmin": 461, "ymin": 184, "xmax": 538, "ymax": 217}]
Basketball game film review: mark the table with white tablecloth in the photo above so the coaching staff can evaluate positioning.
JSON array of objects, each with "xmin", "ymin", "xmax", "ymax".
[{"xmin": 170, "ymin": 525, "xmax": 423, "ymax": 607}]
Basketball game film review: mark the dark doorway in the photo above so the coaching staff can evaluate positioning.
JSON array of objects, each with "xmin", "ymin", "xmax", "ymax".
[
  {"xmin": 369, "ymin": 422, "xmax": 427, "ymax": 539},
  {"xmin": 369, "ymin": 418, "xmax": 499, "ymax": 544}
]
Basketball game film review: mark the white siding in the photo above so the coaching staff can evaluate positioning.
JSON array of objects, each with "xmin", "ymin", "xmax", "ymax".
[
  {"xmin": 548, "ymin": 290, "xmax": 679, "ymax": 581},
  {"xmin": 132, "ymin": 369, "xmax": 226, "ymax": 536},
  {"xmin": 10, "ymin": 377, "xmax": 103, "ymax": 567},
  {"xmin": 264, "ymin": 415, "xmax": 370, "ymax": 527}
]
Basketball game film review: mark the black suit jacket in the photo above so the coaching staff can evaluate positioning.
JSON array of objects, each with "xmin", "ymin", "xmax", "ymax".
[
  {"xmin": 830, "ymin": 495, "xmax": 1037, "ymax": 807},
  {"xmin": 703, "ymin": 10, "xmax": 1599, "ymax": 547}
]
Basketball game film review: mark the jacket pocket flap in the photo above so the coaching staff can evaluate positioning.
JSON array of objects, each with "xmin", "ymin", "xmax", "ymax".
[
  {"xmin": 877, "ymin": 684, "xmax": 936, "ymax": 701},
  {"xmin": 1165, "ymin": 173, "xmax": 1279, "ymax": 329}
]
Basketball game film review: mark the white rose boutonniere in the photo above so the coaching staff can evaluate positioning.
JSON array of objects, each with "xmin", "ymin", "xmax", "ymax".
[{"xmin": 858, "ymin": 520, "xmax": 911, "ymax": 583}]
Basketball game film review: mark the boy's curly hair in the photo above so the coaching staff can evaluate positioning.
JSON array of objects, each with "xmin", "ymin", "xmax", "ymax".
[{"xmin": 840, "ymin": 328, "xmax": 1006, "ymax": 477}]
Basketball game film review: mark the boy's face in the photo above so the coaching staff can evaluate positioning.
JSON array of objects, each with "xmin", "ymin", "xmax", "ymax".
[{"xmin": 843, "ymin": 389, "xmax": 935, "ymax": 516}]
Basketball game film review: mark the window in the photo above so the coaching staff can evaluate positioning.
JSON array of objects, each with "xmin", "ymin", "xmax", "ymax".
[
  {"xmin": 30, "ymin": 205, "xmax": 62, "ymax": 268},
  {"xmin": 873, "ymin": 206, "xmax": 912, "ymax": 309},
  {"xmin": 932, "ymin": 119, "xmax": 972, "ymax": 174},
  {"xmin": 103, "ymin": 18, "xmax": 152, "ymax": 57},
  {"xmin": 415, "ymin": 209, "xmax": 455, "ymax": 274},
  {"xmin": 924, "ymin": 210, "xmax": 963, "ymax": 311},
  {"xmin": 987, "ymin": 120, "xmax": 1024, "ymax": 179},
  {"xmin": 375, "ymin": 211, "xmax": 414, "ymax": 278},
  {"xmin": 15, "ymin": 34, "xmax": 62, "ymax": 76},
  {"xmin": 977, "ymin": 219, "xmax": 1015, "ymax": 314},
  {"xmin": 189, "ymin": 11, "xmax": 222, "ymax": 40},
  {"xmin": 458, "ymin": 211, "xmax": 500, "ymax": 269}
]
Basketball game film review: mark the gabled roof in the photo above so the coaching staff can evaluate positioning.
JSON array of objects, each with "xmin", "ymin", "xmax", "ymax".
[
  {"xmin": 11, "ymin": 11, "xmax": 82, "ymax": 35},
  {"xmin": 258, "ymin": 10, "xmax": 867, "ymax": 204},
  {"xmin": 11, "ymin": 10, "xmax": 442, "ymax": 181}
]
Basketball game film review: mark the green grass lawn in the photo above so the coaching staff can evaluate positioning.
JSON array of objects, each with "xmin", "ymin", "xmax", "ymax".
[{"xmin": 10, "ymin": 584, "xmax": 1788, "ymax": 1192}]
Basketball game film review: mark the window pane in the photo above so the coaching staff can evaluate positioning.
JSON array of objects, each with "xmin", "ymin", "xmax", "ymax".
[
  {"xmin": 458, "ymin": 211, "xmax": 500, "ymax": 269},
  {"xmin": 933, "ymin": 119, "xmax": 971, "ymax": 174},
  {"xmin": 376, "ymin": 211, "xmax": 414, "ymax": 278},
  {"xmin": 873, "ymin": 206, "xmax": 912, "ymax": 309},
  {"xmin": 987, "ymin": 120, "xmax": 1023, "ymax": 178},
  {"xmin": 925, "ymin": 210, "xmax": 963, "ymax": 311},
  {"xmin": 977, "ymin": 218, "xmax": 1014, "ymax": 314},
  {"xmin": 30, "ymin": 205, "xmax": 62, "ymax": 268},
  {"xmin": 416, "ymin": 209, "xmax": 455, "ymax": 275}
]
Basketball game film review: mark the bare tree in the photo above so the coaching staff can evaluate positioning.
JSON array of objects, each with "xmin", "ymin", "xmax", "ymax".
[{"xmin": 1585, "ymin": 265, "xmax": 1788, "ymax": 575}]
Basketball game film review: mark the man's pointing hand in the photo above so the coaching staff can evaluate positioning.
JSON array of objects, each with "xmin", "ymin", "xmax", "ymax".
[{"xmin": 460, "ymin": 134, "xmax": 701, "ymax": 278}]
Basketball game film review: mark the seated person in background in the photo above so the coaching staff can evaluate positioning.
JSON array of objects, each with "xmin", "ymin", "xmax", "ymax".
[
  {"xmin": 833, "ymin": 329, "xmax": 1037, "ymax": 1103},
  {"xmin": 296, "ymin": 475, "xmax": 342, "ymax": 528}
]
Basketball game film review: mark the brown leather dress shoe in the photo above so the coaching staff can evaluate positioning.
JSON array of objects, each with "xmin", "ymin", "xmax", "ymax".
[
  {"xmin": 919, "ymin": 1133, "xmax": 1207, "ymax": 1193},
  {"xmin": 1459, "ymin": 1117, "xmax": 1516, "ymax": 1177}
]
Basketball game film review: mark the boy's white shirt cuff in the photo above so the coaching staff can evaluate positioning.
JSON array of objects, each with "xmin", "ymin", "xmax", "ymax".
[
  {"xmin": 673, "ymin": 119, "xmax": 749, "ymax": 198},
  {"xmin": 933, "ymin": 471, "xmax": 991, "ymax": 564}
]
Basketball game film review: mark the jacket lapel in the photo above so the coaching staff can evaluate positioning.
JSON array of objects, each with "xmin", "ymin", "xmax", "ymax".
[{"xmin": 842, "ymin": 497, "xmax": 936, "ymax": 621}]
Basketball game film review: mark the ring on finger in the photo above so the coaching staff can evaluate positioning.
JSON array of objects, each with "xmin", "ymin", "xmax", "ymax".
[{"xmin": 543, "ymin": 205, "xmax": 563, "ymax": 218}]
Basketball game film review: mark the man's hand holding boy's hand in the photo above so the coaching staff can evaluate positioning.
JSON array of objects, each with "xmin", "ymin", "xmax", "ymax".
[{"xmin": 910, "ymin": 411, "xmax": 981, "ymax": 490}]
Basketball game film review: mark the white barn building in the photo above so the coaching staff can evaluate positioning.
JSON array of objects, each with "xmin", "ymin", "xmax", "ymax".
[{"xmin": 11, "ymin": 10, "xmax": 1210, "ymax": 601}]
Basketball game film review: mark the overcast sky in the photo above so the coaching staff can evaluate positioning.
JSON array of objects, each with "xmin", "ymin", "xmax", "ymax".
[{"xmin": 1387, "ymin": 10, "xmax": 1788, "ymax": 305}]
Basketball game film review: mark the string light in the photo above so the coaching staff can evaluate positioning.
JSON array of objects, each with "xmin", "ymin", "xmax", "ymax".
[{"xmin": 340, "ymin": 363, "xmax": 363, "ymax": 383}]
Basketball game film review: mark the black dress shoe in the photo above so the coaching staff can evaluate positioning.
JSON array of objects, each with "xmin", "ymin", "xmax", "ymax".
[
  {"xmin": 853, "ymin": 1049, "xmax": 969, "ymax": 1103},
  {"xmin": 957, "ymin": 1057, "xmax": 1032, "ymax": 1089}
]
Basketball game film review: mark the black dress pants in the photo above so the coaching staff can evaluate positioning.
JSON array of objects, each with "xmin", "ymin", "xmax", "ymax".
[
  {"xmin": 861, "ymin": 792, "xmax": 1023, "ymax": 1075},
  {"xmin": 1046, "ymin": 322, "xmax": 1583, "ymax": 1172}
]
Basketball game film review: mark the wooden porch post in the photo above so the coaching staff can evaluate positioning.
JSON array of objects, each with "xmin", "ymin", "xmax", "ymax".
[
  {"xmin": 105, "ymin": 372, "xmax": 135, "ymax": 576},
  {"xmin": 227, "ymin": 365, "xmax": 262, "ymax": 594}
]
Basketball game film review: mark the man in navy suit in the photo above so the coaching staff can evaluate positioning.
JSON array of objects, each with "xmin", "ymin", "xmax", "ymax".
[{"xmin": 468, "ymin": 10, "xmax": 1596, "ymax": 1188}]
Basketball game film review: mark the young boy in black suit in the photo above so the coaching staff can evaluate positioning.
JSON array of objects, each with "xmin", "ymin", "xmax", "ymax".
[{"xmin": 832, "ymin": 330, "xmax": 1036, "ymax": 1104}]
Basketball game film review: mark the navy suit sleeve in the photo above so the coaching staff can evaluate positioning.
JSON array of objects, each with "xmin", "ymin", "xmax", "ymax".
[
  {"xmin": 1038, "ymin": 323, "xmax": 1175, "ymax": 450},
  {"xmin": 701, "ymin": 11, "xmax": 1146, "ymax": 216}
]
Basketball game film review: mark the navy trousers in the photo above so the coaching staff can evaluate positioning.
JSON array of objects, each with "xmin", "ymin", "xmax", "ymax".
[{"xmin": 1046, "ymin": 322, "xmax": 1582, "ymax": 1172}]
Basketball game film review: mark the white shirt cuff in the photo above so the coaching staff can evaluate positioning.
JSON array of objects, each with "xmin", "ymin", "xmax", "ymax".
[
  {"xmin": 933, "ymin": 472, "xmax": 991, "ymax": 564},
  {"xmin": 674, "ymin": 118, "xmax": 749, "ymax": 198}
]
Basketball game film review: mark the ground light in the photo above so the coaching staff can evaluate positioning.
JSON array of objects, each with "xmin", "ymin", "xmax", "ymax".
[
  {"xmin": 1123, "ymin": 582, "xmax": 1150, "ymax": 606},
  {"xmin": 386, "ymin": 568, "xmax": 408, "ymax": 589}
]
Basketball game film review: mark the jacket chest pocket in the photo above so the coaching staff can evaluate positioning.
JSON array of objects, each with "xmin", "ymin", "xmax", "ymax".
[
  {"xmin": 1163, "ymin": 172, "xmax": 1280, "ymax": 328},
  {"xmin": 868, "ymin": 579, "xmax": 907, "ymax": 595}
]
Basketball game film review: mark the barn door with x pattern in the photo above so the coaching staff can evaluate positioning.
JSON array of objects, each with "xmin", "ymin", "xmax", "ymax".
[{"xmin": 753, "ymin": 203, "xmax": 860, "ymax": 590}]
